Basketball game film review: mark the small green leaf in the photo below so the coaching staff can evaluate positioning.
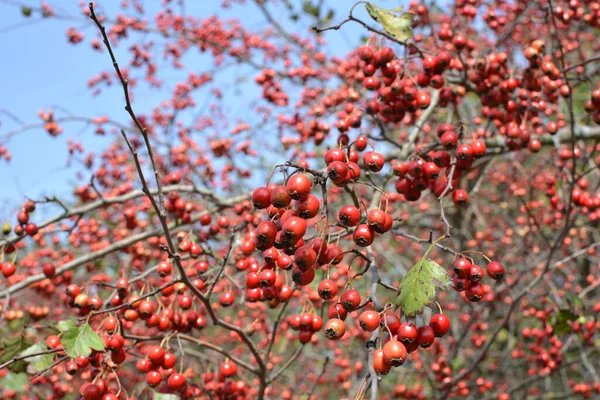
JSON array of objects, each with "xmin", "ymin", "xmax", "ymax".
[
  {"xmin": 396, "ymin": 244, "xmax": 452, "ymax": 317},
  {"xmin": 302, "ymin": 0, "xmax": 319, "ymax": 17},
  {"xmin": 19, "ymin": 343, "xmax": 55, "ymax": 374},
  {"xmin": 548, "ymin": 309, "xmax": 578, "ymax": 335},
  {"xmin": 59, "ymin": 321, "xmax": 105, "ymax": 358},
  {"xmin": 21, "ymin": 6, "xmax": 33, "ymax": 17},
  {"xmin": 565, "ymin": 293, "xmax": 584, "ymax": 311},
  {"xmin": 0, "ymin": 332, "xmax": 34, "ymax": 372},
  {"xmin": 0, "ymin": 372, "xmax": 29, "ymax": 392},
  {"xmin": 365, "ymin": 3, "xmax": 415, "ymax": 42}
]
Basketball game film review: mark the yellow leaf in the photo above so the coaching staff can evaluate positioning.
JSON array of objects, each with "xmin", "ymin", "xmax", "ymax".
[{"xmin": 365, "ymin": 3, "xmax": 415, "ymax": 42}]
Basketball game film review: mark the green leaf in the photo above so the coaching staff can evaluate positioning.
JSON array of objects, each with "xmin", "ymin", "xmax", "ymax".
[
  {"xmin": 21, "ymin": 6, "xmax": 32, "ymax": 17},
  {"xmin": 19, "ymin": 343, "xmax": 55, "ymax": 374},
  {"xmin": 565, "ymin": 293, "xmax": 584, "ymax": 311},
  {"xmin": 58, "ymin": 320, "xmax": 105, "ymax": 358},
  {"xmin": 0, "ymin": 372, "xmax": 29, "ymax": 392},
  {"xmin": 57, "ymin": 320, "xmax": 77, "ymax": 333},
  {"xmin": 0, "ymin": 332, "xmax": 34, "ymax": 372},
  {"xmin": 302, "ymin": 0, "xmax": 319, "ymax": 17},
  {"xmin": 396, "ymin": 244, "xmax": 451, "ymax": 317},
  {"xmin": 365, "ymin": 3, "xmax": 415, "ymax": 42},
  {"xmin": 548, "ymin": 309, "xmax": 578, "ymax": 335}
]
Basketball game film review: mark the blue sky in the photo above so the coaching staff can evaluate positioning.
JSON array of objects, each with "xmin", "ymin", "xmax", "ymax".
[{"xmin": 0, "ymin": 0, "xmax": 395, "ymax": 219}]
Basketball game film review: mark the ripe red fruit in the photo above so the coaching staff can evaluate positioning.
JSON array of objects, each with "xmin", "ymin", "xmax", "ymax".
[
  {"xmin": 358, "ymin": 310, "xmax": 381, "ymax": 332},
  {"xmin": 146, "ymin": 370, "xmax": 163, "ymax": 387},
  {"xmin": 454, "ymin": 258, "xmax": 471, "ymax": 278},
  {"xmin": 452, "ymin": 189, "xmax": 469, "ymax": 206},
  {"xmin": 429, "ymin": 314, "xmax": 451, "ymax": 337},
  {"xmin": 486, "ymin": 261, "xmax": 505, "ymax": 280},
  {"xmin": 46, "ymin": 335, "xmax": 61, "ymax": 349},
  {"xmin": 25, "ymin": 223, "xmax": 38, "ymax": 236},
  {"xmin": 340, "ymin": 289, "xmax": 361, "ymax": 311},
  {"xmin": 293, "ymin": 246, "xmax": 316, "ymax": 271},
  {"xmin": 66, "ymin": 361, "xmax": 79, "ymax": 375},
  {"xmin": 382, "ymin": 340, "xmax": 407, "ymax": 367},
  {"xmin": 295, "ymin": 194, "xmax": 320, "ymax": 219},
  {"xmin": 346, "ymin": 161, "xmax": 361, "ymax": 182},
  {"xmin": 367, "ymin": 209, "xmax": 386, "ymax": 229},
  {"xmin": 318, "ymin": 279, "xmax": 338, "ymax": 300},
  {"xmin": 465, "ymin": 282, "xmax": 484, "ymax": 302},
  {"xmin": 456, "ymin": 144, "xmax": 473, "ymax": 160},
  {"xmin": 270, "ymin": 185, "xmax": 292, "ymax": 208},
  {"xmin": 148, "ymin": 346, "xmax": 166, "ymax": 365},
  {"xmin": 357, "ymin": 46, "xmax": 375, "ymax": 62},
  {"xmin": 17, "ymin": 210, "xmax": 29, "ymax": 225},
  {"xmin": 327, "ymin": 161, "xmax": 349, "ymax": 185},
  {"xmin": 468, "ymin": 264, "xmax": 483, "ymax": 282},
  {"xmin": 328, "ymin": 303, "xmax": 348, "ymax": 320},
  {"xmin": 423, "ymin": 162, "xmax": 440, "ymax": 180},
  {"xmin": 416, "ymin": 91, "xmax": 431, "ymax": 108},
  {"xmin": 417, "ymin": 325, "xmax": 436, "ymax": 348},
  {"xmin": 163, "ymin": 352, "xmax": 177, "ymax": 369},
  {"xmin": 325, "ymin": 245, "xmax": 344, "ymax": 264},
  {"xmin": 324, "ymin": 318, "xmax": 346, "ymax": 340},
  {"xmin": 292, "ymin": 267, "xmax": 315, "ymax": 286},
  {"xmin": 354, "ymin": 135, "xmax": 368, "ymax": 151},
  {"xmin": 219, "ymin": 291, "xmax": 235, "ymax": 306},
  {"xmin": 373, "ymin": 349, "xmax": 392, "ymax": 375},
  {"xmin": 255, "ymin": 220, "xmax": 277, "ymax": 249},
  {"xmin": 168, "ymin": 373, "xmax": 186, "ymax": 389},
  {"xmin": 353, "ymin": 224, "xmax": 374, "ymax": 247},
  {"xmin": 363, "ymin": 151, "xmax": 385, "ymax": 172},
  {"xmin": 397, "ymin": 322, "xmax": 418, "ymax": 344},
  {"xmin": 324, "ymin": 148, "xmax": 346, "ymax": 164},
  {"xmin": 219, "ymin": 361, "xmax": 237, "ymax": 378},
  {"xmin": 259, "ymin": 269, "xmax": 277, "ymax": 287},
  {"xmin": 157, "ymin": 261, "xmax": 172, "ymax": 277},
  {"xmin": 471, "ymin": 139, "xmax": 487, "ymax": 157},
  {"xmin": 380, "ymin": 313, "xmax": 401, "ymax": 333},
  {"xmin": 339, "ymin": 205, "xmax": 361, "ymax": 227},
  {"xmin": 82, "ymin": 384, "xmax": 103, "ymax": 400},
  {"xmin": 2, "ymin": 262, "xmax": 16, "ymax": 278},
  {"xmin": 286, "ymin": 174, "xmax": 312, "ymax": 199},
  {"xmin": 282, "ymin": 217, "xmax": 307, "ymax": 242}
]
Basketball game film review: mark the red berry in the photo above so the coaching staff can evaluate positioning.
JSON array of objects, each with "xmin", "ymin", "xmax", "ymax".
[
  {"xmin": 382, "ymin": 340, "xmax": 407, "ymax": 367},
  {"xmin": 286, "ymin": 174, "xmax": 312, "ymax": 200},
  {"xmin": 358, "ymin": 310, "xmax": 381, "ymax": 332},
  {"xmin": 486, "ymin": 261, "xmax": 505, "ymax": 280},
  {"xmin": 324, "ymin": 318, "xmax": 346, "ymax": 340},
  {"xmin": 168, "ymin": 372, "xmax": 186, "ymax": 389},
  {"xmin": 338, "ymin": 205, "xmax": 361, "ymax": 227},
  {"xmin": 146, "ymin": 370, "xmax": 163, "ymax": 387},
  {"xmin": 417, "ymin": 325, "xmax": 436, "ymax": 348},
  {"xmin": 353, "ymin": 224, "xmax": 374, "ymax": 247},
  {"xmin": 429, "ymin": 314, "xmax": 451, "ymax": 337},
  {"xmin": 397, "ymin": 322, "xmax": 418, "ymax": 344},
  {"xmin": 340, "ymin": 289, "xmax": 361, "ymax": 311},
  {"xmin": 220, "ymin": 361, "xmax": 238, "ymax": 377}
]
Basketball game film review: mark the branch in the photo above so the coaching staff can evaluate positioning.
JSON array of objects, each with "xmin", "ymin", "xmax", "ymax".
[
  {"xmin": 177, "ymin": 333, "xmax": 258, "ymax": 374},
  {"xmin": 0, "ymin": 347, "xmax": 63, "ymax": 371},
  {"xmin": 266, "ymin": 345, "xmax": 304, "ymax": 384},
  {"xmin": 88, "ymin": 7, "xmax": 268, "ymax": 395},
  {"xmin": 312, "ymin": 2, "xmax": 424, "ymax": 58},
  {"xmin": 306, "ymin": 356, "xmax": 330, "ymax": 398}
]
